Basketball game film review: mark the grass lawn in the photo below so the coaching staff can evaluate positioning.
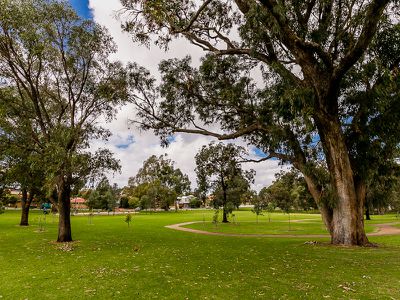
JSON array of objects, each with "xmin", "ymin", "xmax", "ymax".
[
  {"xmin": 0, "ymin": 209, "xmax": 400, "ymax": 299},
  {"xmin": 184, "ymin": 211, "xmax": 379, "ymax": 235}
]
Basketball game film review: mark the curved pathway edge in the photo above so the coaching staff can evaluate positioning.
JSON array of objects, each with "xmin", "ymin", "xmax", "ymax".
[{"xmin": 165, "ymin": 221, "xmax": 400, "ymax": 238}]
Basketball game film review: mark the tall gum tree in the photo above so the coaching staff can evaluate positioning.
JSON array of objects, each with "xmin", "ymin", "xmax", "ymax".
[
  {"xmin": 0, "ymin": 0, "xmax": 126, "ymax": 242},
  {"xmin": 121, "ymin": 0, "xmax": 400, "ymax": 245}
]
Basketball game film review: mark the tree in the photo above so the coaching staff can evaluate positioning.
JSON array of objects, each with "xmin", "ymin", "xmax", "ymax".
[
  {"xmin": 251, "ymin": 194, "xmax": 263, "ymax": 223},
  {"xmin": 87, "ymin": 178, "xmax": 118, "ymax": 211},
  {"xmin": 189, "ymin": 197, "xmax": 202, "ymax": 208},
  {"xmin": 127, "ymin": 154, "xmax": 191, "ymax": 210},
  {"xmin": 146, "ymin": 180, "xmax": 177, "ymax": 210},
  {"xmin": 258, "ymin": 186, "xmax": 277, "ymax": 222},
  {"xmin": 125, "ymin": 214, "xmax": 132, "ymax": 227},
  {"xmin": 0, "ymin": 0, "xmax": 125, "ymax": 242},
  {"xmin": 265, "ymin": 169, "xmax": 318, "ymax": 211},
  {"xmin": 0, "ymin": 89, "xmax": 47, "ymax": 225},
  {"xmin": 261, "ymin": 174, "xmax": 296, "ymax": 229},
  {"xmin": 129, "ymin": 154, "xmax": 191, "ymax": 196},
  {"xmin": 365, "ymin": 167, "xmax": 400, "ymax": 217},
  {"xmin": 121, "ymin": 0, "xmax": 399, "ymax": 245},
  {"xmin": 195, "ymin": 142, "xmax": 254, "ymax": 223}
]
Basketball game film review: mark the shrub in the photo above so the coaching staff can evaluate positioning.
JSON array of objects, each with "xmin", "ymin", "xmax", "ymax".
[{"xmin": 189, "ymin": 198, "xmax": 202, "ymax": 208}]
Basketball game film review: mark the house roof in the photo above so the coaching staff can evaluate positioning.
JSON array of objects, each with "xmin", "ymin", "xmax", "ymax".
[{"xmin": 71, "ymin": 197, "xmax": 86, "ymax": 204}]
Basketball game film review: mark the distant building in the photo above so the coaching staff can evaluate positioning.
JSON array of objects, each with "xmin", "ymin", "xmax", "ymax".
[
  {"xmin": 5, "ymin": 189, "xmax": 40, "ymax": 208},
  {"xmin": 9, "ymin": 189, "xmax": 22, "ymax": 197},
  {"xmin": 71, "ymin": 197, "xmax": 88, "ymax": 210},
  {"xmin": 176, "ymin": 195, "xmax": 196, "ymax": 209}
]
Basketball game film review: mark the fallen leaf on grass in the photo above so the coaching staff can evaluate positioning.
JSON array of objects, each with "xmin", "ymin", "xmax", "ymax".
[{"xmin": 338, "ymin": 284, "xmax": 356, "ymax": 292}]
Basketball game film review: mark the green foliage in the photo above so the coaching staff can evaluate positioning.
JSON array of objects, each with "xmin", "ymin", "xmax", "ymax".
[
  {"xmin": 122, "ymin": 0, "xmax": 399, "ymax": 243},
  {"xmin": 251, "ymin": 194, "xmax": 264, "ymax": 223},
  {"xmin": 0, "ymin": 0, "xmax": 125, "ymax": 235},
  {"xmin": 119, "ymin": 196, "xmax": 130, "ymax": 209},
  {"xmin": 0, "ymin": 201, "xmax": 4, "ymax": 214},
  {"xmin": 367, "ymin": 172, "xmax": 400, "ymax": 214},
  {"xmin": 189, "ymin": 197, "xmax": 202, "ymax": 208},
  {"xmin": 128, "ymin": 154, "xmax": 191, "ymax": 196},
  {"xmin": 140, "ymin": 194, "xmax": 151, "ymax": 210},
  {"xmin": 212, "ymin": 209, "xmax": 219, "ymax": 227},
  {"xmin": 3, "ymin": 194, "xmax": 19, "ymax": 206},
  {"xmin": 87, "ymin": 178, "xmax": 118, "ymax": 211},
  {"xmin": 195, "ymin": 142, "xmax": 255, "ymax": 221},
  {"xmin": 125, "ymin": 155, "xmax": 191, "ymax": 211},
  {"xmin": 125, "ymin": 214, "xmax": 132, "ymax": 227},
  {"xmin": 260, "ymin": 169, "xmax": 318, "ymax": 212},
  {"xmin": 128, "ymin": 196, "xmax": 140, "ymax": 209}
]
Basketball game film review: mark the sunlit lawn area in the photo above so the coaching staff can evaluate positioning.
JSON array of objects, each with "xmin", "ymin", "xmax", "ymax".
[{"xmin": 1, "ymin": 210, "xmax": 400, "ymax": 299}]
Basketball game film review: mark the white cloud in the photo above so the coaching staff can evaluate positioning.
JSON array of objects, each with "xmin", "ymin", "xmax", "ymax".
[{"xmin": 88, "ymin": 0, "xmax": 285, "ymax": 192}]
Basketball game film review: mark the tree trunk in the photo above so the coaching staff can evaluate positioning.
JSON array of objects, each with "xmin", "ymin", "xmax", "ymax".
[
  {"xmin": 46, "ymin": 189, "xmax": 59, "ymax": 213},
  {"xmin": 57, "ymin": 180, "xmax": 72, "ymax": 242},
  {"xmin": 316, "ymin": 114, "xmax": 369, "ymax": 246},
  {"xmin": 222, "ymin": 186, "xmax": 229, "ymax": 223},
  {"xmin": 19, "ymin": 188, "xmax": 31, "ymax": 226},
  {"xmin": 302, "ymin": 174, "xmax": 334, "ymax": 235},
  {"xmin": 366, "ymin": 206, "xmax": 371, "ymax": 220},
  {"xmin": 222, "ymin": 209, "xmax": 228, "ymax": 223}
]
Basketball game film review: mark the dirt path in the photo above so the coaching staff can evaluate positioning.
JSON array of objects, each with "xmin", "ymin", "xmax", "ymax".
[{"xmin": 165, "ymin": 221, "xmax": 400, "ymax": 238}]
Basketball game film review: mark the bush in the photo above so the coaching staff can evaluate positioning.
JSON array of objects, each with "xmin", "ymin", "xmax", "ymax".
[
  {"xmin": 125, "ymin": 214, "xmax": 132, "ymax": 227},
  {"xmin": 189, "ymin": 198, "xmax": 202, "ymax": 208},
  {"xmin": 4, "ymin": 195, "xmax": 18, "ymax": 206},
  {"xmin": 119, "ymin": 196, "xmax": 130, "ymax": 208},
  {"xmin": 128, "ymin": 196, "xmax": 140, "ymax": 208}
]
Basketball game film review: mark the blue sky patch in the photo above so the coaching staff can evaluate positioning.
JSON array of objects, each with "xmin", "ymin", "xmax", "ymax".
[
  {"xmin": 253, "ymin": 147, "xmax": 267, "ymax": 157},
  {"xmin": 167, "ymin": 135, "xmax": 176, "ymax": 143},
  {"xmin": 68, "ymin": 0, "xmax": 93, "ymax": 19},
  {"xmin": 116, "ymin": 135, "xmax": 135, "ymax": 149}
]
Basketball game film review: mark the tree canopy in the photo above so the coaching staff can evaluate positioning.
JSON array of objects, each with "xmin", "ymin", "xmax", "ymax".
[
  {"xmin": 126, "ymin": 154, "xmax": 191, "ymax": 210},
  {"xmin": 195, "ymin": 142, "xmax": 254, "ymax": 222},
  {"xmin": 0, "ymin": 0, "xmax": 127, "ymax": 241},
  {"xmin": 121, "ymin": 0, "xmax": 400, "ymax": 245}
]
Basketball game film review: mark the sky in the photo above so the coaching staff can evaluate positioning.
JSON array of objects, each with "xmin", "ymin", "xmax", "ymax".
[{"xmin": 68, "ymin": 0, "xmax": 287, "ymax": 192}]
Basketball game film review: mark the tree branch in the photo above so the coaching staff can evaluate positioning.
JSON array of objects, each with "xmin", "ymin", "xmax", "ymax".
[
  {"xmin": 332, "ymin": 0, "xmax": 390, "ymax": 84},
  {"xmin": 171, "ymin": 0, "xmax": 213, "ymax": 34}
]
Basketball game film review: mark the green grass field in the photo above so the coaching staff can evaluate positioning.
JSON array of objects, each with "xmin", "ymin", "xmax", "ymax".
[
  {"xmin": 0, "ymin": 209, "xmax": 400, "ymax": 299},
  {"xmin": 184, "ymin": 211, "xmax": 379, "ymax": 235}
]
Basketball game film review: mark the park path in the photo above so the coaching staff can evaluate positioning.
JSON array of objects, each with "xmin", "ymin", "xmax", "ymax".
[{"xmin": 165, "ymin": 221, "xmax": 400, "ymax": 238}]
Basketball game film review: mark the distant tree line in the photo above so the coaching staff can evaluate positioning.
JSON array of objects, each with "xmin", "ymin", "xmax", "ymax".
[{"xmin": 254, "ymin": 168, "xmax": 400, "ymax": 217}]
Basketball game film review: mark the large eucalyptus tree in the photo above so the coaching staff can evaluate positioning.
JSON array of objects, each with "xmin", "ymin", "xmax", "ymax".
[
  {"xmin": 0, "ymin": 0, "xmax": 126, "ymax": 242},
  {"xmin": 121, "ymin": 0, "xmax": 400, "ymax": 245}
]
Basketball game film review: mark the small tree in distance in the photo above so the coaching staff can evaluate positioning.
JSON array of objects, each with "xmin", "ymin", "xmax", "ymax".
[
  {"xmin": 251, "ymin": 197, "xmax": 264, "ymax": 224},
  {"xmin": 195, "ymin": 142, "xmax": 255, "ymax": 223},
  {"xmin": 125, "ymin": 214, "xmax": 132, "ymax": 227}
]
